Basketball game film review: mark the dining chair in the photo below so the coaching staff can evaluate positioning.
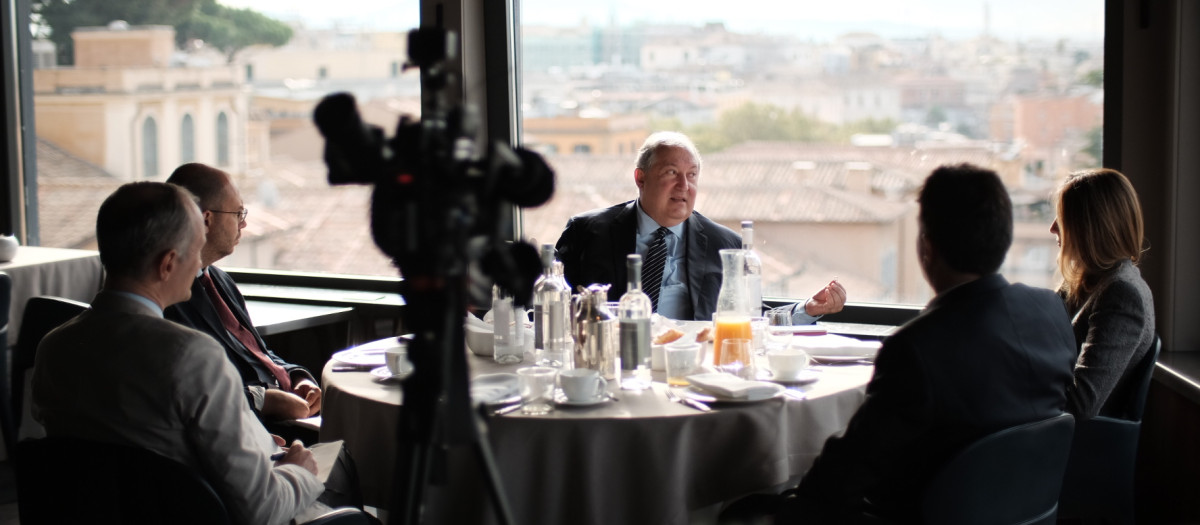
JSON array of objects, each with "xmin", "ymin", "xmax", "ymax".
[
  {"xmin": 921, "ymin": 412, "xmax": 1075, "ymax": 525},
  {"xmin": 11, "ymin": 295, "xmax": 89, "ymax": 439},
  {"xmin": 1058, "ymin": 335, "xmax": 1162, "ymax": 525},
  {"xmin": 17, "ymin": 436, "xmax": 376, "ymax": 525},
  {"xmin": 0, "ymin": 271, "xmax": 12, "ymax": 457}
]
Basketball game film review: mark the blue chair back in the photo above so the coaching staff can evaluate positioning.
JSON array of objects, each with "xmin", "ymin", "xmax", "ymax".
[
  {"xmin": 1058, "ymin": 335, "xmax": 1161, "ymax": 524},
  {"xmin": 922, "ymin": 413, "xmax": 1075, "ymax": 525}
]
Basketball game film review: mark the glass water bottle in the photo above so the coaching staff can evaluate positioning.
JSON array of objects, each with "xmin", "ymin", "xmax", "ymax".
[{"xmin": 618, "ymin": 254, "xmax": 652, "ymax": 389}]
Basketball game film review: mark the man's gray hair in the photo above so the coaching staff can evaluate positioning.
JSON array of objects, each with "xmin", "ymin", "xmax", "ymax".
[
  {"xmin": 96, "ymin": 182, "xmax": 199, "ymax": 279},
  {"xmin": 635, "ymin": 131, "xmax": 702, "ymax": 173}
]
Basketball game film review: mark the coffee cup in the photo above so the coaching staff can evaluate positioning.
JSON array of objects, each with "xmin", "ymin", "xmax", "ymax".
[
  {"xmin": 767, "ymin": 350, "xmax": 811, "ymax": 381},
  {"xmin": 386, "ymin": 345, "xmax": 410, "ymax": 376},
  {"xmin": 559, "ymin": 368, "xmax": 607, "ymax": 402}
]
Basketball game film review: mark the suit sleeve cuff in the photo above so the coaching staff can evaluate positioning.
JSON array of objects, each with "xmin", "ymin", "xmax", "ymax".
[{"xmin": 791, "ymin": 300, "xmax": 821, "ymax": 325}]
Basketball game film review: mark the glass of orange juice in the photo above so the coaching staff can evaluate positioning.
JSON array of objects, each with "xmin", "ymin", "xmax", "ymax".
[{"xmin": 713, "ymin": 315, "xmax": 752, "ymax": 365}]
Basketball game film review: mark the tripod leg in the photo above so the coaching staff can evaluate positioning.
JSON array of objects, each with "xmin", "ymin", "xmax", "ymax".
[{"xmin": 474, "ymin": 405, "xmax": 516, "ymax": 525}]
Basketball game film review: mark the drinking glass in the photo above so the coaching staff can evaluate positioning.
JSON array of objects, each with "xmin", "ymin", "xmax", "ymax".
[
  {"xmin": 767, "ymin": 306, "xmax": 793, "ymax": 326},
  {"xmin": 665, "ymin": 342, "xmax": 700, "ymax": 386},
  {"xmin": 517, "ymin": 366, "xmax": 557, "ymax": 415},
  {"xmin": 718, "ymin": 338, "xmax": 754, "ymax": 380}
]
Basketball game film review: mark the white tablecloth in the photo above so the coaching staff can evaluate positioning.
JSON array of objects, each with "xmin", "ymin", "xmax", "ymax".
[
  {"xmin": 321, "ymin": 340, "xmax": 871, "ymax": 525},
  {"xmin": 1, "ymin": 247, "xmax": 103, "ymax": 343}
]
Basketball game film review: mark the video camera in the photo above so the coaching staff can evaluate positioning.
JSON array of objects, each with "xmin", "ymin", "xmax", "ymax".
[{"xmin": 312, "ymin": 26, "xmax": 553, "ymax": 306}]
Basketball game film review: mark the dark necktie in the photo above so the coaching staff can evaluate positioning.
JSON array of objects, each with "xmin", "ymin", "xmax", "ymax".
[
  {"xmin": 643, "ymin": 227, "xmax": 669, "ymax": 312},
  {"xmin": 199, "ymin": 271, "xmax": 292, "ymax": 391}
]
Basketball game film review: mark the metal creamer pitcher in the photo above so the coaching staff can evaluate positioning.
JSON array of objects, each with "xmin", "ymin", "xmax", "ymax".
[{"xmin": 572, "ymin": 284, "xmax": 618, "ymax": 380}]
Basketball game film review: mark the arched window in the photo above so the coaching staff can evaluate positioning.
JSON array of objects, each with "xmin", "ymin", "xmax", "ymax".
[
  {"xmin": 180, "ymin": 114, "xmax": 195, "ymax": 164},
  {"xmin": 216, "ymin": 112, "xmax": 230, "ymax": 166},
  {"xmin": 142, "ymin": 116, "xmax": 158, "ymax": 178}
]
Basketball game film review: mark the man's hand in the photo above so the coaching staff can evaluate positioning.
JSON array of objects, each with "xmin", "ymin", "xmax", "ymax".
[
  {"xmin": 274, "ymin": 440, "xmax": 317, "ymax": 476},
  {"xmin": 804, "ymin": 279, "xmax": 847, "ymax": 317},
  {"xmin": 262, "ymin": 389, "xmax": 311, "ymax": 420},
  {"xmin": 292, "ymin": 379, "xmax": 322, "ymax": 417}
]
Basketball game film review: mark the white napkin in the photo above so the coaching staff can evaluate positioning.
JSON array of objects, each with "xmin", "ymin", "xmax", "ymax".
[
  {"xmin": 686, "ymin": 373, "xmax": 783, "ymax": 400},
  {"xmin": 788, "ymin": 334, "xmax": 882, "ymax": 357},
  {"xmin": 465, "ymin": 314, "xmax": 493, "ymax": 330},
  {"xmin": 470, "ymin": 373, "xmax": 519, "ymax": 405}
]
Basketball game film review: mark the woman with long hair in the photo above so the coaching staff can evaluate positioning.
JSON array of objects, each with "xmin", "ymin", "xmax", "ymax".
[{"xmin": 1051, "ymin": 168, "xmax": 1156, "ymax": 419}]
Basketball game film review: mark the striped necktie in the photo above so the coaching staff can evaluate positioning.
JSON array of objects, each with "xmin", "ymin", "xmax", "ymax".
[{"xmin": 643, "ymin": 227, "xmax": 669, "ymax": 312}]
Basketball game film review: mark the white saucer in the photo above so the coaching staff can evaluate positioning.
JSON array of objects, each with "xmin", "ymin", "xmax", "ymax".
[
  {"xmin": 811, "ymin": 354, "xmax": 874, "ymax": 363},
  {"xmin": 370, "ymin": 365, "xmax": 411, "ymax": 382},
  {"xmin": 761, "ymin": 369, "xmax": 821, "ymax": 385},
  {"xmin": 686, "ymin": 385, "xmax": 784, "ymax": 403},
  {"xmin": 554, "ymin": 391, "xmax": 611, "ymax": 407}
]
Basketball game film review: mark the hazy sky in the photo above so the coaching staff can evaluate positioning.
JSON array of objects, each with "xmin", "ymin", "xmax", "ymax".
[{"xmin": 222, "ymin": 0, "xmax": 1103, "ymax": 42}]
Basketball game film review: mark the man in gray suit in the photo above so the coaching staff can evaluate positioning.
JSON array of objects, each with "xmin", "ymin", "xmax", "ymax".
[
  {"xmin": 32, "ymin": 182, "xmax": 325, "ymax": 524},
  {"xmin": 555, "ymin": 131, "xmax": 845, "ymax": 321}
]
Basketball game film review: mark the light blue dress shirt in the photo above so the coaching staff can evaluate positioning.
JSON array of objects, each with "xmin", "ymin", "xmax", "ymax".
[
  {"xmin": 111, "ymin": 291, "xmax": 163, "ymax": 317},
  {"xmin": 635, "ymin": 201, "xmax": 691, "ymax": 320}
]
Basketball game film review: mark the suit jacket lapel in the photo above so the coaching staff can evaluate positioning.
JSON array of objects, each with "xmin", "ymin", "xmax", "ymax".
[
  {"xmin": 608, "ymin": 201, "xmax": 638, "ymax": 297},
  {"xmin": 685, "ymin": 214, "xmax": 709, "ymax": 318}
]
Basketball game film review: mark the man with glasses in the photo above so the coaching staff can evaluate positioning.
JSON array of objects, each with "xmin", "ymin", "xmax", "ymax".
[{"xmin": 164, "ymin": 163, "xmax": 322, "ymax": 442}]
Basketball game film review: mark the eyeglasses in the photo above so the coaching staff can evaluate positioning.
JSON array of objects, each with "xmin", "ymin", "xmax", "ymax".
[{"xmin": 209, "ymin": 208, "xmax": 248, "ymax": 222}]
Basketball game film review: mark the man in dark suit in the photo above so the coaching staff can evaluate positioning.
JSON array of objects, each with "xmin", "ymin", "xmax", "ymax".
[
  {"xmin": 164, "ymin": 163, "xmax": 321, "ymax": 439},
  {"xmin": 763, "ymin": 164, "xmax": 1078, "ymax": 523},
  {"xmin": 555, "ymin": 131, "xmax": 845, "ymax": 321}
]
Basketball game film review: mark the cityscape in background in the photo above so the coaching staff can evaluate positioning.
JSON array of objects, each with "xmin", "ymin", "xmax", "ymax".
[{"xmin": 30, "ymin": 1, "xmax": 1102, "ymax": 305}]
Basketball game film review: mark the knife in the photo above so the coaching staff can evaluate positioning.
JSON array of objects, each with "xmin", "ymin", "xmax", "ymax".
[
  {"xmin": 492, "ymin": 403, "xmax": 522, "ymax": 416},
  {"xmin": 680, "ymin": 396, "xmax": 712, "ymax": 412}
]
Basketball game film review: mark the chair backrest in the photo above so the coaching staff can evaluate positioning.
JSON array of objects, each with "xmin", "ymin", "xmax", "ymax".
[
  {"xmin": 1120, "ymin": 335, "xmax": 1161, "ymax": 422},
  {"xmin": 12, "ymin": 296, "xmax": 89, "ymax": 436},
  {"xmin": 0, "ymin": 271, "xmax": 10, "ymax": 336},
  {"xmin": 922, "ymin": 413, "xmax": 1076, "ymax": 525},
  {"xmin": 16, "ymin": 436, "xmax": 232, "ymax": 525}
]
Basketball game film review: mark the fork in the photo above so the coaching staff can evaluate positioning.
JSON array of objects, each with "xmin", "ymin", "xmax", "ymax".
[{"xmin": 665, "ymin": 387, "xmax": 711, "ymax": 412}]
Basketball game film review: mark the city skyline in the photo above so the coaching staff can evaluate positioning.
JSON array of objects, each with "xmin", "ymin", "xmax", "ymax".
[{"xmin": 220, "ymin": 0, "xmax": 1103, "ymax": 43}]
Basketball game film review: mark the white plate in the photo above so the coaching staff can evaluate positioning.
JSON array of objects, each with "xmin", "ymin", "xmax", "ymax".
[
  {"xmin": 332, "ymin": 348, "xmax": 387, "ymax": 368},
  {"xmin": 760, "ymin": 368, "xmax": 821, "ymax": 385},
  {"xmin": 811, "ymin": 354, "xmax": 874, "ymax": 363},
  {"xmin": 370, "ymin": 365, "xmax": 410, "ymax": 382},
  {"xmin": 554, "ymin": 390, "xmax": 612, "ymax": 407},
  {"xmin": 687, "ymin": 384, "xmax": 784, "ymax": 403}
]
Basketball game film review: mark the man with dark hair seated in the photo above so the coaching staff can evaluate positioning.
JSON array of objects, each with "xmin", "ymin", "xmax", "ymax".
[{"xmin": 724, "ymin": 164, "xmax": 1077, "ymax": 524}]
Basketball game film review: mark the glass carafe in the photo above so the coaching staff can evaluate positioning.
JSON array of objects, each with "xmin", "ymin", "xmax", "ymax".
[{"xmin": 713, "ymin": 249, "xmax": 751, "ymax": 367}]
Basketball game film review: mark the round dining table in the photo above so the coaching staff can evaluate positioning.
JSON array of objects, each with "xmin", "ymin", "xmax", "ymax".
[{"xmin": 320, "ymin": 338, "xmax": 872, "ymax": 525}]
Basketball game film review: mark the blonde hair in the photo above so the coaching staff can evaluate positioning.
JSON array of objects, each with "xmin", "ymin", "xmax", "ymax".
[{"xmin": 1055, "ymin": 168, "xmax": 1146, "ymax": 308}]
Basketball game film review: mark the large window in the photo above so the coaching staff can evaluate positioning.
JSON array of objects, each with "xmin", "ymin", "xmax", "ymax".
[
  {"xmin": 517, "ymin": 0, "xmax": 1104, "ymax": 305},
  {"xmin": 25, "ymin": 1, "xmax": 420, "ymax": 276}
]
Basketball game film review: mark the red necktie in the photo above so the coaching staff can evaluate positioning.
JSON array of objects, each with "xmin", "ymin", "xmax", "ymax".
[{"xmin": 199, "ymin": 271, "xmax": 292, "ymax": 391}]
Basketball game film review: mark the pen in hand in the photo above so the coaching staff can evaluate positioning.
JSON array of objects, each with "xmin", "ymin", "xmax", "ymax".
[{"xmin": 270, "ymin": 451, "xmax": 286, "ymax": 461}]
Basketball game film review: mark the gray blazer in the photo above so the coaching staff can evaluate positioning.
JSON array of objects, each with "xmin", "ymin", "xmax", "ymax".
[
  {"xmin": 1065, "ymin": 259, "xmax": 1156, "ymax": 419},
  {"xmin": 32, "ymin": 291, "xmax": 322, "ymax": 525}
]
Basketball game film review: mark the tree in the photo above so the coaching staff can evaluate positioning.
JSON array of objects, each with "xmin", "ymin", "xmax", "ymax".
[
  {"xmin": 32, "ymin": 0, "xmax": 291, "ymax": 66},
  {"xmin": 176, "ymin": 2, "xmax": 292, "ymax": 63}
]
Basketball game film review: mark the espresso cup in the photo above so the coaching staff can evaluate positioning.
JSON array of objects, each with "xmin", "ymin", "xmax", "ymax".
[
  {"xmin": 767, "ymin": 351, "xmax": 811, "ymax": 381},
  {"xmin": 559, "ymin": 368, "xmax": 607, "ymax": 402},
  {"xmin": 385, "ymin": 345, "xmax": 409, "ymax": 376}
]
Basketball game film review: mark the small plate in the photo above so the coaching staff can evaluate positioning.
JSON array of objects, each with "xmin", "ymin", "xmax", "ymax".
[
  {"xmin": 687, "ymin": 385, "xmax": 784, "ymax": 403},
  {"xmin": 810, "ymin": 355, "xmax": 874, "ymax": 364},
  {"xmin": 333, "ymin": 348, "xmax": 387, "ymax": 368},
  {"xmin": 760, "ymin": 368, "xmax": 821, "ymax": 385},
  {"xmin": 554, "ymin": 390, "xmax": 612, "ymax": 407},
  {"xmin": 370, "ymin": 365, "xmax": 410, "ymax": 382}
]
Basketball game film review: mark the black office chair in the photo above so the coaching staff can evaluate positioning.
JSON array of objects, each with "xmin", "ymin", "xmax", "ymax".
[
  {"xmin": 1058, "ymin": 336, "xmax": 1161, "ymax": 525},
  {"xmin": 11, "ymin": 295, "xmax": 89, "ymax": 438},
  {"xmin": 921, "ymin": 413, "xmax": 1075, "ymax": 525},
  {"xmin": 0, "ymin": 271, "xmax": 12, "ymax": 458},
  {"xmin": 17, "ymin": 436, "xmax": 375, "ymax": 525}
]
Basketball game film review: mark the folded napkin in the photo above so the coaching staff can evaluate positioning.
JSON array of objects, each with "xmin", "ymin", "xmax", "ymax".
[
  {"xmin": 465, "ymin": 314, "xmax": 493, "ymax": 330},
  {"xmin": 788, "ymin": 334, "xmax": 882, "ymax": 358},
  {"xmin": 686, "ymin": 373, "xmax": 783, "ymax": 400},
  {"xmin": 470, "ymin": 373, "xmax": 519, "ymax": 405}
]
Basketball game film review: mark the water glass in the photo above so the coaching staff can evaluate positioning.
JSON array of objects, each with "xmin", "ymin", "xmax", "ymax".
[
  {"xmin": 718, "ymin": 338, "xmax": 754, "ymax": 380},
  {"xmin": 750, "ymin": 316, "xmax": 768, "ymax": 355},
  {"xmin": 665, "ymin": 342, "xmax": 700, "ymax": 386},
  {"xmin": 517, "ymin": 366, "xmax": 557, "ymax": 415},
  {"xmin": 767, "ymin": 307, "xmax": 792, "ymax": 326}
]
